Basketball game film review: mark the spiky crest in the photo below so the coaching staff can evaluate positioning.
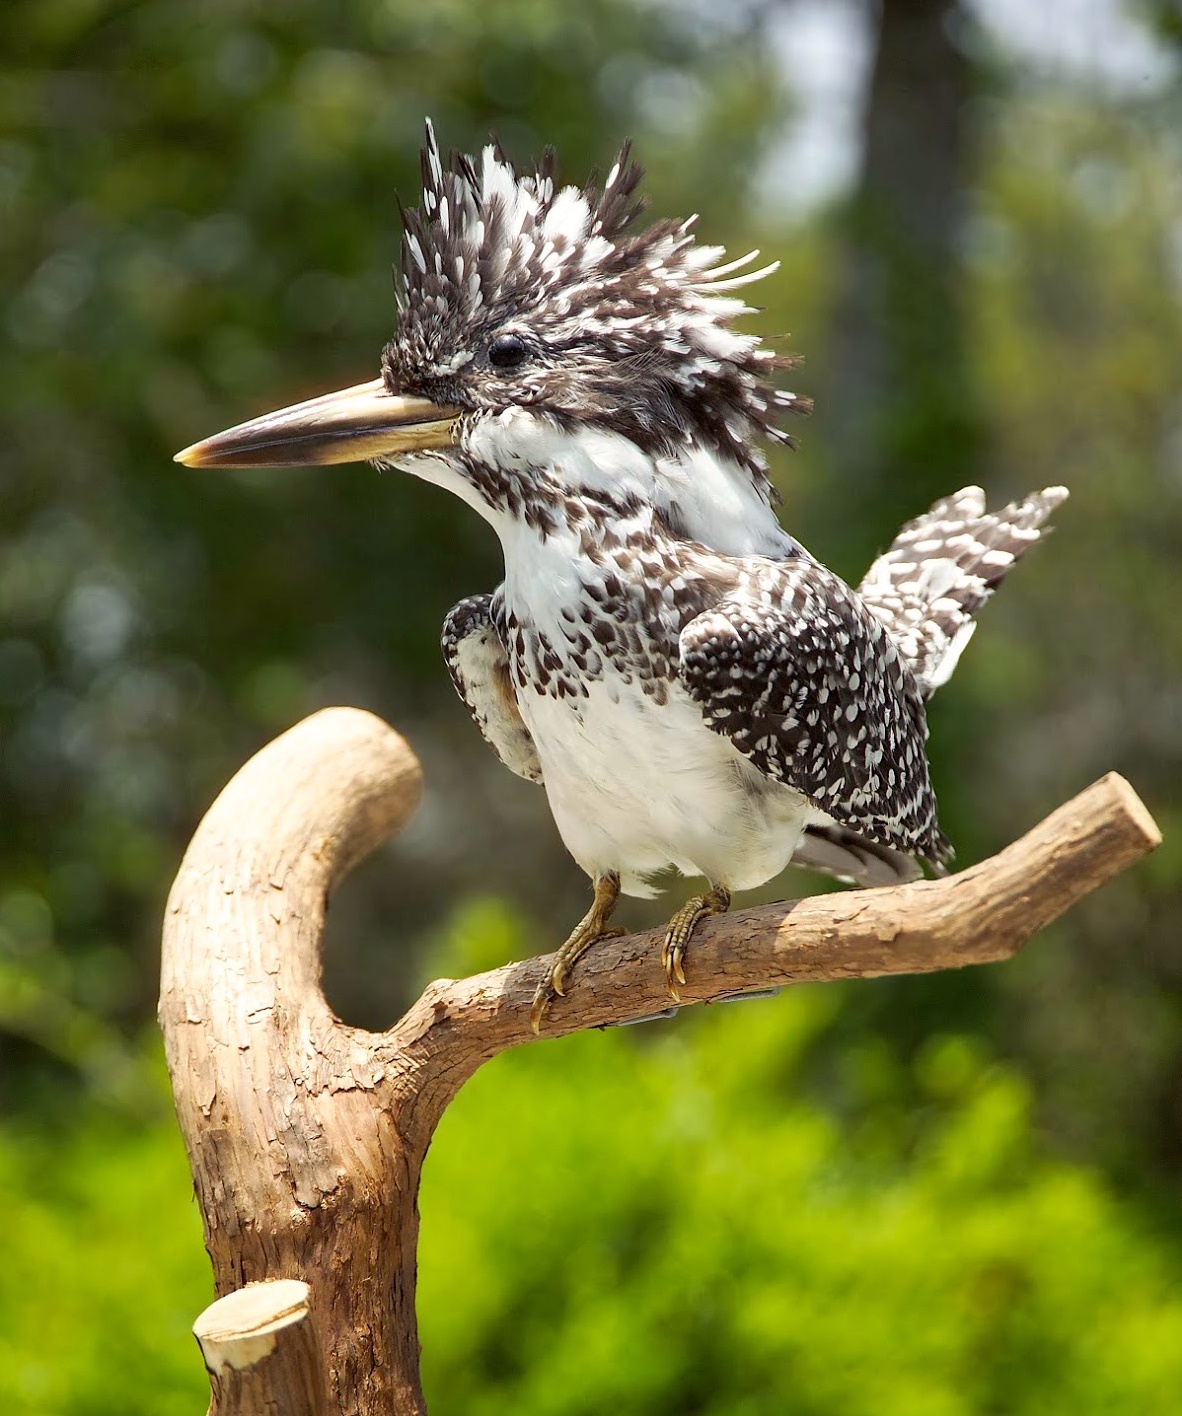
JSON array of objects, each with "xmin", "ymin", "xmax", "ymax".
[{"xmin": 382, "ymin": 121, "xmax": 808, "ymax": 500}]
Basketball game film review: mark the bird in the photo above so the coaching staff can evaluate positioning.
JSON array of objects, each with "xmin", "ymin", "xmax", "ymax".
[{"xmin": 176, "ymin": 123, "xmax": 1067, "ymax": 1032}]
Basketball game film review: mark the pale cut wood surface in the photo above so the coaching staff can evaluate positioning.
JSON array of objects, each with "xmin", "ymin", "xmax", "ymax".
[
  {"xmin": 194, "ymin": 1280, "xmax": 327, "ymax": 1416},
  {"xmin": 160, "ymin": 707, "xmax": 1161, "ymax": 1415}
]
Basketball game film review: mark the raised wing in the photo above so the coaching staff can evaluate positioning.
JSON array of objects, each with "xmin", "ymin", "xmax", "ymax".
[
  {"xmin": 678, "ymin": 560, "xmax": 952, "ymax": 869},
  {"xmin": 859, "ymin": 485, "xmax": 1068, "ymax": 697},
  {"xmin": 441, "ymin": 593, "xmax": 543, "ymax": 785}
]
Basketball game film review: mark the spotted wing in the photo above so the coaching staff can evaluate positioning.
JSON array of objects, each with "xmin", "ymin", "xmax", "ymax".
[
  {"xmin": 859, "ymin": 485, "xmax": 1068, "ymax": 697},
  {"xmin": 678, "ymin": 561, "xmax": 952, "ymax": 869},
  {"xmin": 441, "ymin": 593, "xmax": 543, "ymax": 785}
]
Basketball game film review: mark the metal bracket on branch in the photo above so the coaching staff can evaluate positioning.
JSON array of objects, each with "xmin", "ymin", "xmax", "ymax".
[{"xmin": 159, "ymin": 706, "xmax": 1162, "ymax": 1415}]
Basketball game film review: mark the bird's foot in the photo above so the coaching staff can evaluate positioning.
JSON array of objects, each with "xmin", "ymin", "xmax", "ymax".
[
  {"xmin": 531, "ymin": 873, "xmax": 623, "ymax": 1034},
  {"xmin": 661, "ymin": 885, "xmax": 731, "ymax": 999}
]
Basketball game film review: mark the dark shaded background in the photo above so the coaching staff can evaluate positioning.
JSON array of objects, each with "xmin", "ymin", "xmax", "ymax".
[{"xmin": 2, "ymin": 0, "xmax": 1181, "ymax": 1410}]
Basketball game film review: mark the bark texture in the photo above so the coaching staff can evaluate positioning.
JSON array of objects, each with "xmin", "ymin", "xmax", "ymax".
[{"xmin": 160, "ymin": 706, "xmax": 1161, "ymax": 1416}]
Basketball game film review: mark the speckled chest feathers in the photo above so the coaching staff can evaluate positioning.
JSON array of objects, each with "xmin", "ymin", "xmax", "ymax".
[
  {"xmin": 491, "ymin": 490, "xmax": 715, "ymax": 708},
  {"xmin": 437, "ymin": 454, "xmax": 950, "ymax": 898}
]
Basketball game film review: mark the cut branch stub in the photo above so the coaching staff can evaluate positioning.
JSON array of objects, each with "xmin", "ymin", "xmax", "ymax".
[
  {"xmin": 194, "ymin": 1280, "xmax": 327, "ymax": 1416},
  {"xmin": 160, "ymin": 707, "xmax": 1161, "ymax": 1416}
]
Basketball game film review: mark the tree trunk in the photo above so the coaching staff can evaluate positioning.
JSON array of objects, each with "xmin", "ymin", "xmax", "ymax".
[{"xmin": 823, "ymin": 0, "xmax": 981, "ymax": 564}]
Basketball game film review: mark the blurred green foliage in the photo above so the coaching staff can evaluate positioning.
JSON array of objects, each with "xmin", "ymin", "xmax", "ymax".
[
  {"xmin": 424, "ymin": 1012, "xmax": 1182, "ymax": 1416},
  {"xmin": 0, "ymin": 1061, "xmax": 208, "ymax": 1416},
  {"xmin": 2, "ymin": 0, "xmax": 1182, "ymax": 1408}
]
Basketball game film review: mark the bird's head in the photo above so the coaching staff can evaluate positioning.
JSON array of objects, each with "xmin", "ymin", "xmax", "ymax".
[{"xmin": 177, "ymin": 122, "xmax": 807, "ymax": 532}]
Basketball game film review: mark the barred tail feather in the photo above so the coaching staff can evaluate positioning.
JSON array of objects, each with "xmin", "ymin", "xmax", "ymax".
[
  {"xmin": 792, "ymin": 822, "xmax": 923, "ymax": 888},
  {"xmin": 858, "ymin": 485, "xmax": 1068, "ymax": 698}
]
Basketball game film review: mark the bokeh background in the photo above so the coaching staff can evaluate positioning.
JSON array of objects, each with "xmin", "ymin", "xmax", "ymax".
[{"xmin": 3, "ymin": 0, "xmax": 1182, "ymax": 1410}]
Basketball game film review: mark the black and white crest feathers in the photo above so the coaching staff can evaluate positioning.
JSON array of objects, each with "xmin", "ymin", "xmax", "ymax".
[{"xmin": 382, "ymin": 121, "xmax": 807, "ymax": 498}]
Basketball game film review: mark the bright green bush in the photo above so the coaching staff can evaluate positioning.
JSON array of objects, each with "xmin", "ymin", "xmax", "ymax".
[
  {"xmin": 0, "ymin": 1065, "xmax": 209, "ymax": 1416},
  {"xmin": 420, "ymin": 994, "xmax": 1182, "ymax": 1415}
]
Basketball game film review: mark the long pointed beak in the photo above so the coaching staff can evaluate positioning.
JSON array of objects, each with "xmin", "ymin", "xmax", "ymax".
[{"xmin": 174, "ymin": 378, "xmax": 459, "ymax": 468}]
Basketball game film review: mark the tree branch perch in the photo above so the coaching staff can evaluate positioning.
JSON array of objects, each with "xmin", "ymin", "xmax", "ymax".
[{"xmin": 159, "ymin": 706, "xmax": 1161, "ymax": 1416}]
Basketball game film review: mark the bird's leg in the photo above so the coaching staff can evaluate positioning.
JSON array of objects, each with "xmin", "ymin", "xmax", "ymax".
[
  {"xmin": 661, "ymin": 884, "xmax": 732, "ymax": 999},
  {"xmin": 531, "ymin": 871, "xmax": 625, "ymax": 1033}
]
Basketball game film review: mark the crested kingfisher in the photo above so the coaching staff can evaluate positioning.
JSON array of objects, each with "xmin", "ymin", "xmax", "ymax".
[{"xmin": 177, "ymin": 123, "xmax": 1067, "ymax": 1031}]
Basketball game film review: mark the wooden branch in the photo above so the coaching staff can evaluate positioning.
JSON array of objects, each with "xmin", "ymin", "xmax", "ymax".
[
  {"xmin": 160, "ymin": 707, "xmax": 1161, "ymax": 1416},
  {"xmin": 394, "ymin": 769, "xmax": 1160, "ymax": 1056},
  {"xmin": 160, "ymin": 710, "xmax": 427, "ymax": 1416}
]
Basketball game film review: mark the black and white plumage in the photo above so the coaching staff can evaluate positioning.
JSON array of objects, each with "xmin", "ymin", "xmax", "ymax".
[
  {"xmin": 387, "ymin": 124, "xmax": 808, "ymax": 516},
  {"xmin": 387, "ymin": 125, "xmax": 1066, "ymax": 888},
  {"xmin": 858, "ymin": 484, "xmax": 1068, "ymax": 699},
  {"xmin": 442, "ymin": 593, "xmax": 543, "ymax": 785},
  {"xmin": 442, "ymin": 481, "xmax": 1065, "ymax": 892},
  {"xmin": 678, "ymin": 558, "xmax": 944, "ymax": 868},
  {"xmin": 177, "ymin": 124, "xmax": 1068, "ymax": 1012}
]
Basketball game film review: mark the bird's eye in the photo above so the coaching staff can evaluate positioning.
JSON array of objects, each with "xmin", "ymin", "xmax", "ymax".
[{"xmin": 487, "ymin": 333, "xmax": 529, "ymax": 370}]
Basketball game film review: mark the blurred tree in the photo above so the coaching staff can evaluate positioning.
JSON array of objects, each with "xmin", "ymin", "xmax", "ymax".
[
  {"xmin": 777, "ymin": 0, "xmax": 1182, "ymax": 1186},
  {"xmin": 963, "ymin": 82, "xmax": 1182, "ymax": 1180},
  {"xmin": 791, "ymin": 0, "xmax": 1002, "ymax": 1176},
  {"xmin": 818, "ymin": 0, "xmax": 983, "ymax": 572}
]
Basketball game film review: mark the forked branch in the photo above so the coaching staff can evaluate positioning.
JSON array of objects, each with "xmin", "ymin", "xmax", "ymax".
[{"xmin": 161, "ymin": 707, "xmax": 1160, "ymax": 1416}]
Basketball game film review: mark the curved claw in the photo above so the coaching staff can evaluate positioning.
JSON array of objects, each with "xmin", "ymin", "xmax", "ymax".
[
  {"xmin": 529, "ymin": 877, "xmax": 623, "ymax": 1033},
  {"xmin": 660, "ymin": 885, "xmax": 732, "ymax": 999},
  {"xmin": 530, "ymin": 979, "xmax": 556, "ymax": 1034}
]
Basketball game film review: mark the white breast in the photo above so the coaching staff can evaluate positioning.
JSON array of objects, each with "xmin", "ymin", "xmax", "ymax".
[{"xmin": 515, "ymin": 654, "xmax": 813, "ymax": 898}]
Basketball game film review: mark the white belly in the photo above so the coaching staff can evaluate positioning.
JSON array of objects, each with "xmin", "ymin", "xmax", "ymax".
[{"xmin": 518, "ymin": 673, "xmax": 813, "ymax": 897}]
